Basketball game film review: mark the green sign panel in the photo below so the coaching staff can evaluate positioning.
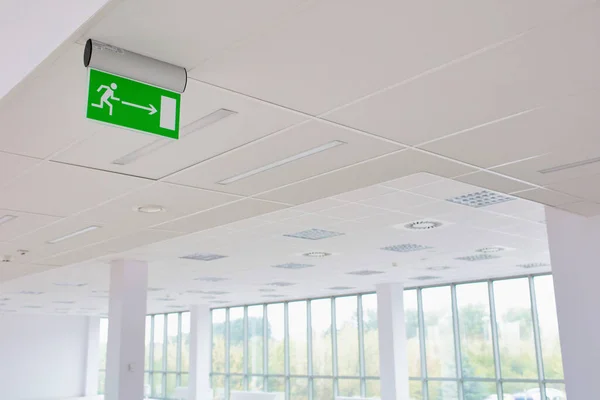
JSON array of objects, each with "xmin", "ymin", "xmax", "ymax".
[{"xmin": 86, "ymin": 69, "xmax": 180, "ymax": 139}]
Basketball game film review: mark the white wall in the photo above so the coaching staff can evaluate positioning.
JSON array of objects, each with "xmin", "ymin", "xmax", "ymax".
[{"xmin": 0, "ymin": 314, "xmax": 91, "ymax": 400}]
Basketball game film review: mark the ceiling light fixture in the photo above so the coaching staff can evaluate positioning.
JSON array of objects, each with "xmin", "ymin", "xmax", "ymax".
[
  {"xmin": 411, "ymin": 275, "xmax": 440, "ymax": 281},
  {"xmin": 476, "ymin": 246, "xmax": 510, "ymax": 253},
  {"xmin": 135, "ymin": 205, "xmax": 165, "ymax": 213},
  {"xmin": 112, "ymin": 109, "xmax": 237, "ymax": 165},
  {"xmin": 218, "ymin": 140, "xmax": 346, "ymax": 185},
  {"xmin": 329, "ymin": 286, "xmax": 355, "ymax": 291},
  {"xmin": 0, "ymin": 215, "xmax": 17, "ymax": 226},
  {"xmin": 381, "ymin": 243, "xmax": 432, "ymax": 253},
  {"xmin": 446, "ymin": 190, "xmax": 514, "ymax": 208},
  {"xmin": 272, "ymin": 263, "xmax": 314, "ymax": 270},
  {"xmin": 347, "ymin": 270, "xmax": 385, "ymax": 276},
  {"xmin": 539, "ymin": 156, "xmax": 600, "ymax": 174},
  {"xmin": 284, "ymin": 228, "xmax": 344, "ymax": 241},
  {"xmin": 455, "ymin": 254, "xmax": 501, "ymax": 262},
  {"xmin": 47, "ymin": 226, "xmax": 100, "ymax": 244},
  {"xmin": 517, "ymin": 262, "xmax": 550, "ymax": 269},
  {"xmin": 427, "ymin": 266, "xmax": 452, "ymax": 271},
  {"xmin": 180, "ymin": 252, "xmax": 227, "ymax": 261},
  {"xmin": 302, "ymin": 251, "xmax": 332, "ymax": 258},
  {"xmin": 53, "ymin": 282, "xmax": 87, "ymax": 287}
]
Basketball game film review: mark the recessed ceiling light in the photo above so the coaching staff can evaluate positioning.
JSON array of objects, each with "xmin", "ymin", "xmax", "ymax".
[
  {"xmin": 411, "ymin": 275, "xmax": 440, "ymax": 281},
  {"xmin": 23, "ymin": 305, "xmax": 42, "ymax": 309},
  {"xmin": 204, "ymin": 291, "xmax": 229, "ymax": 295},
  {"xmin": 427, "ymin": 266, "xmax": 452, "ymax": 271},
  {"xmin": 112, "ymin": 109, "xmax": 237, "ymax": 165},
  {"xmin": 302, "ymin": 251, "xmax": 332, "ymax": 258},
  {"xmin": 166, "ymin": 305, "xmax": 185, "ymax": 309},
  {"xmin": 0, "ymin": 214, "xmax": 17, "ymax": 226},
  {"xmin": 381, "ymin": 243, "xmax": 432, "ymax": 253},
  {"xmin": 402, "ymin": 220, "xmax": 444, "ymax": 230},
  {"xmin": 259, "ymin": 289, "xmax": 276, "ymax": 293},
  {"xmin": 156, "ymin": 297, "xmax": 176, "ymax": 302},
  {"xmin": 218, "ymin": 140, "xmax": 346, "ymax": 185},
  {"xmin": 329, "ymin": 286, "xmax": 355, "ymax": 291},
  {"xmin": 267, "ymin": 282, "xmax": 297, "ymax": 287},
  {"xmin": 53, "ymin": 300, "xmax": 75, "ymax": 304},
  {"xmin": 517, "ymin": 262, "xmax": 550, "ymax": 269},
  {"xmin": 476, "ymin": 246, "xmax": 511, "ymax": 253},
  {"xmin": 135, "ymin": 205, "xmax": 165, "ymax": 213},
  {"xmin": 446, "ymin": 190, "xmax": 515, "ymax": 208},
  {"xmin": 147, "ymin": 287, "xmax": 165, "ymax": 292},
  {"xmin": 347, "ymin": 270, "xmax": 385, "ymax": 276},
  {"xmin": 262, "ymin": 294, "xmax": 285, "ymax": 298},
  {"xmin": 209, "ymin": 300, "xmax": 230, "ymax": 304},
  {"xmin": 455, "ymin": 254, "xmax": 501, "ymax": 262},
  {"xmin": 47, "ymin": 226, "xmax": 100, "ymax": 244},
  {"xmin": 53, "ymin": 282, "xmax": 87, "ymax": 287},
  {"xmin": 284, "ymin": 228, "xmax": 344, "ymax": 241},
  {"xmin": 194, "ymin": 277, "xmax": 229, "ymax": 282},
  {"xmin": 272, "ymin": 263, "xmax": 314, "ymax": 270},
  {"xmin": 20, "ymin": 291, "xmax": 43, "ymax": 295},
  {"xmin": 180, "ymin": 252, "xmax": 227, "ymax": 261}
]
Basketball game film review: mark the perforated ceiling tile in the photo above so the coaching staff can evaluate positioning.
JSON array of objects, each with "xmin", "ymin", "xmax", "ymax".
[
  {"xmin": 329, "ymin": 286, "xmax": 355, "ymax": 290},
  {"xmin": 381, "ymin": 243, "xmax": 432, "ymax": 253},
  {"xmin": 411, "ymin": 275, "xmax": 440, "ymax": 281},
  {"xmin": 455, "ymin": 254, "xmax": 501, "ymax": 262},
  {"xmin": 284, "ymin": 228, "xmax": 345, "ymax": 241},
  {"xmin": 180, "ymin": 253, "xmax": 227, "ymax": 261},
  {"xmin": 446, "ymin": 190, "xmax": 515, "ymax": 208},
  {"xmin": 267, "ymin": 282, "xmax": 297, "ymax": 287},
  {"xmin": 194, "ymin": 277, "xmax": 229, "ymax": 282},
  {"xmin": 517, "ymin": 262, "xmax": 550, "ymax": 269},
  {"xmin": 272, "ymin": 263, "xmax": 314, "ymax": 270}
]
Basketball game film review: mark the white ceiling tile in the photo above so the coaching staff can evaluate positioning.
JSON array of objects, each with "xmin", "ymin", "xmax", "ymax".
[
  {"xmin": 294, "ymin": 199, "xmax": 348, "ymax": 213},
  {"xmin": 332, "ymin": 185, "xmax": 396, "ymax": 202},
  {"xmin": 0, "ymin": 263, "xmax": 57, "ymax": 283},
  {"xmin": 455, "ymin": 172, "xmax": 534, "ymax": 194},
  {"xmin": 0, "ymin": 162, "xmax": 149, "ymax": 217},
  {"xmin": 379, "ymin": 173, "xmax": 443, "ymax": 191},
  {"xmin": 165, "ymin": 120, "xmax": 401, "ymax": 196},
  {"xmin": 512, "ymin": 188, "xmax": 579, "ymax": 207},
  {"xmin": 0, "ymin": 152, "xmax": 40, "ymax": 187},
  {"xmin": 258, "ymin": 150, "xmax": 474, "ymax": 205},
  {"xmin": 193, "ymin": 0, "xmax": 590, "ymax": 114},
  {"xmin": 557, "ymin": 201, "xmax": 600, "ymax": 217},
  {"xmin": 0, "ymin": 210, "xmax": 61, "ymax": 243},
  {"xmin": 361, "ymin": 191, "xmax": 436, "ymax": 212},
  {"xmin": 545, "ymin": 174, "xmax": 600, "ymax": 203},
  {"xmin": 319, "ymin": 203, "xmax": 384, "ymax": 220},
  {"xmin": 257, "ymin": 209, "xmax": 308, "ymax": 222},
  {"xmin": 283, "ymin": 214, "xmax": 344, "ymax": 229},
  {"xmin": 53, "ymin": 79, "xmax": 305, "ymax": 180},
  {"xmin": 410, "ymin": 179, "xmax": 484, "ymax": 201},
  {"xmin": 154, "ymin": 199, "xmax": 288, "ymax": 233}
]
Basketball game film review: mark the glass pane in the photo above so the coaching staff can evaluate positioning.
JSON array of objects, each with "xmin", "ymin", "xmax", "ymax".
[
  {"xmin": 422, "ymin": 287, "xmax": 456, "ymax": 377},
  {"xmin": 534, "ymin": 275, "xmax": 564, "ymax": 379},
  {"xmin": 503, "ymin": 382, "xmax": 542, "ymax": 399},
  {"xmin": 229, "ymin": 307, "xmax": 245, "ymax": 373},
  {"xmin": 181, "ymin": 373, "xmax": 189, "ymax": 387},
  {"xmin": 166, "ymin": 373, "xmax": 177, "ymax": 398},
  {"xmin": 267, "ymin": 303, "xmax": 285, "ymax": 374},
  {"xmin": 289, "ymin": 301, "xmax": 308, "ymax": 375},
  {"xmin": 167, "ymin": 313, "xmax": 179, "ymax": 371},
  {"xmin": 98, "ymin": 370, "xmax": 105, "ymax": 395},
  {"xmin": 99, "ymin": 318, "xmax": 109, "ymax": 370},
  {"xmin": 212, "ymin": 375, "xmax": 225, "ymax": 400},
  {"xmin": 404, "ymin": 290, "xmax": 421, "ymax": 377},
  {"xmin": 366, "ymin": 379, "xmax": 380, "ymax": 398},
  {"xmin": 311, "ymin": 299, "xmax": 333, "ymax": 376},
  {"xmin": 545, "ymin": 383, "xmax": 568, "ymax": 400},
  {"xmin": 248, "ymin": 305, "xmax": 264, "ymax": 374},
  {"xmin": 145, "ymin": 316, "xmax": 151, "ymax": 370},
  {"xmin": 212, "ymin": 309, "xmax": 226, "ymax": 373},
  {"xmin": 409, "ymin": 380, "xmax": 423, "ymax": 400},
  {"xmin": 154, "ymin": 315, "xmax": 165, "ymax": 371},
  {"xmin": 428, "ymin": 381, "xmax": 458, "ymax": 400},
  {"xmin": 463, "ymin": 381, "xmax": 497, "ymax": 400},
  {"xmin": 313, "ymin": 378, "xmax": 334, "ymax": 400},
  {"xmin": 362, "ymin": 294, "xmax": 379, "ymax": 376},
  {"xmin": 338, "ymin": 379, "xmax": 361, "ymax": 397},
  {"xmin": 290, "ymin": 378, "xmax": 309, "ymax": 400},
  {"xmin": 145, "ymin": 373, "xmax": 150, "ymax": 393},
  {"xmin": 457, "ymin": 282, "xmax": 495, "ymax": 378},
  {"xmin": 249, "ymin": 376, "xmax": 264, "ymax": 391},
  {"xmin": 153, "ymin": 372, "xmax": 164, "ymax": 397},
  {"xmin": 267, "ymin": 377, "xmax": 285, "ymax": 395},
  {"xmin": 335, "ymin": 296, "xmax": 360, "ymax": 376},
  {"xmin": 230, "ymin": 375, "xmax": 244, "ymax": 391},
  {"xmin": 494, "ymin": 278, "xmax": 538, "ymax": 379},
  {"xmin": 181, "ymin": 312, "xmax": 190, "ymax": 372}
]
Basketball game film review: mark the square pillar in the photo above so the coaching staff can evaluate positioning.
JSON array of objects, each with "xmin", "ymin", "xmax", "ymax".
[
  {"xmin": 546, "ymin": 207, "xmax": 600, "ymax": 399},
  {"xmin": 84, "ymin": 316, "xmax": 101, "ymax": 396},
  {"xmin": 189, "ymin": 305, "xmax": 212, "ymax": 400},
  {"xmin": 105, "ymin": 259, "xmax": 148, "ymax": 400},
  {"xmin": 376, "ymin": 283, "xmax": 409, "ymax": 400}
]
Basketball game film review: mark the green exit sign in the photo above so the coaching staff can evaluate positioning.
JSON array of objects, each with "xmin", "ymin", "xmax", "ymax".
[{"xmin": 86, "ymin": 69, "xmax": 180, "ymax": 139}]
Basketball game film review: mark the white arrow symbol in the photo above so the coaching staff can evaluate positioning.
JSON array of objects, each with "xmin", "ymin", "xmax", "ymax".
[{"xmin": 121, "ymin": 101, "xmax": 157, "ymax": 115}]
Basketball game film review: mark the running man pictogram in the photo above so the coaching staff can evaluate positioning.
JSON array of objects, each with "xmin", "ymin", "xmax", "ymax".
[{"xmin": 91, "ymin": 83, "xmax": 120, "ymax": 116}]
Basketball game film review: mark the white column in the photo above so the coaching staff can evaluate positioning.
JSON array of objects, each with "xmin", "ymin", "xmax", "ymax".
[
  {"xmin": 105, "ymin": 259, "xmax": 148, "ymax": 400},
  {"xmin": 376, "ymin": 283, "xmax": 409, "ymax": 400},
  {"xmin": 84, "ymin": 316, "xmax": 101, "ymax": 396},
  {"xmin": 189, "ymin": 305, "xmax": 212, "ymax": 400},
  {"xmin": 546, "ymin": 207, "xmax": 600, "ymax": 399}
]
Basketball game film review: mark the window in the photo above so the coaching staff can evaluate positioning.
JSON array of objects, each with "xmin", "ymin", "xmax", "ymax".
[{"xmin": 210, "ymin": 275, "xmax": 566, "ymax": 400}]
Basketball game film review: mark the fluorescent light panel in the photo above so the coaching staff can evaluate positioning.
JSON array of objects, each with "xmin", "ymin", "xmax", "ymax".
[
  {"xmin": 218, "ymin": 140, "xmax": 346, "ymax": 185},
  {"xmin": 47, "ymin": 225, "xmax": 100, "ymax": 244},
  {"xmin": 112, "ymin": 109, "xmax": 237, "ymax": 165},
  {"xmin": 0, "ymin": 215, "xmax": 17, "ymax": 226}
]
